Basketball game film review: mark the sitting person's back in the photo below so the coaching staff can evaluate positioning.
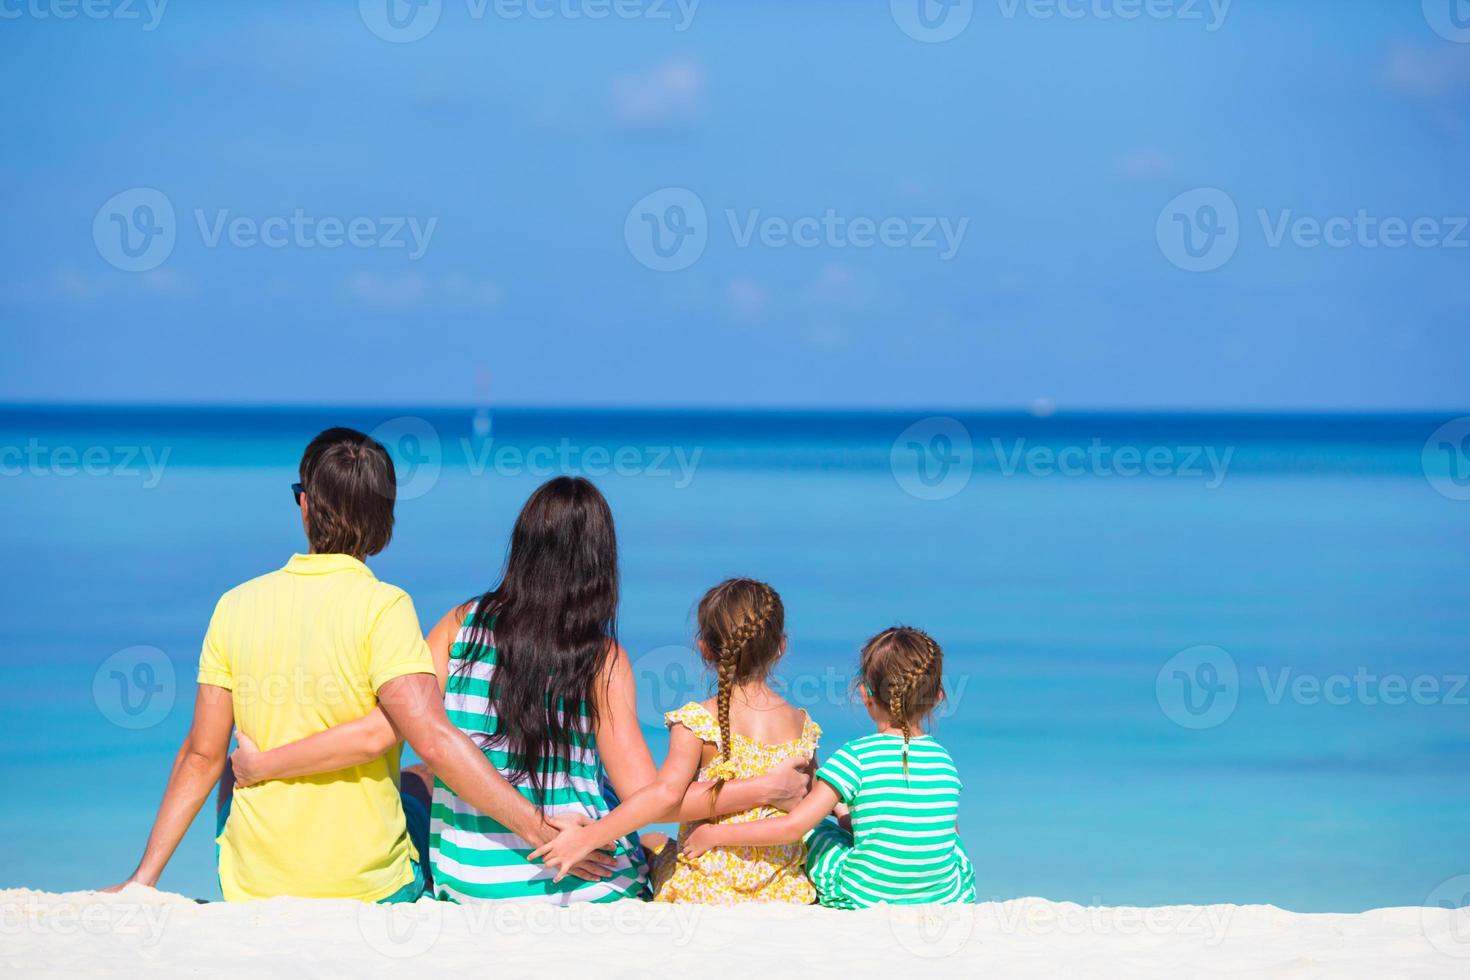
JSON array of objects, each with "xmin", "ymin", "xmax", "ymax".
[
  {"xmin": 205, "ymin": 550, "xmax": 432, "ymax": 901},
  {"xmin": 650, "ymin": 579, "xmax": 822, "ymax": 905}
]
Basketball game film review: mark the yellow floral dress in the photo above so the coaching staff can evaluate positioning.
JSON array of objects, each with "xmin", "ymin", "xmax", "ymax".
[{"xmin": 649, "ymin": 701, "xmax": 821, "ymax": 905}]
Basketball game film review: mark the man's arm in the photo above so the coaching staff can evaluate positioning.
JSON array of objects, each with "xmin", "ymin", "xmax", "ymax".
[
  {"xmin": 104, "ymin": 684, "xmax": 234, "ymax": 890},
  {"xmin": 375, "ymin": 673, "xmax": 616, "ymax": 879}
]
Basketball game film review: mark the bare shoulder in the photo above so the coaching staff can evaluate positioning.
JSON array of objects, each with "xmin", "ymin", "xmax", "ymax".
[{"xmin": 431, "ymin": 602, "xmax": 473, "ymax": 634}]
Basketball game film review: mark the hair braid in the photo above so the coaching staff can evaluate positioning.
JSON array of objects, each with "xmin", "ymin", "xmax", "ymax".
[
  {"xmin": 891, "ymin": 629, "xmax": 939, "ymax": 778},
  {"xmin": 714, "ymin": 582, "xmax": 777, "ymax": 767}
]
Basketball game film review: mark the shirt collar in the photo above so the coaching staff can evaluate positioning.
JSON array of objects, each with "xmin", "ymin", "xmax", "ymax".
[{"xmin": 282, "ymin": 553, "xmax": 375, "ymax": 577}]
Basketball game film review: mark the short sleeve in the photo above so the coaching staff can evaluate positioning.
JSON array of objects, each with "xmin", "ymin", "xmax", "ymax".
[
  {"xmin": 196, "ymin": 597, "xmax": 233, "ymax": 690},
  {"xmin": 799, "ymin": 713, "xmax": 823, "ymax": 757},
  {"xmin": 367, "ymin": 591, "xmax": 436, "ymax": 693},
  {"xmin": 815, "ymin": 741, "xmax": 864, "ymax": 805},
  {"xmin": 664, "ymin": 702, "xmax": 721, "ymax": 744}
]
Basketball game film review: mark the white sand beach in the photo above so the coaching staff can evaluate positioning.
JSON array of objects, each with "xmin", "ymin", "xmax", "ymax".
[{"xmin": 2, "ymin": 885, "xmax": 1466, "ymax": 978}]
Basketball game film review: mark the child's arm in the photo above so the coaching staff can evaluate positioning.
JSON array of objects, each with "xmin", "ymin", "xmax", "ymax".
[
  {"xmin": 682, "ymin": 780, "xmax": 841, "ymax": 859},
  {"xmin": 592, "ymin": 647, "xmax": 814, "ymax": 822},
  {"xmin": 528, "ymin": 722, "xmax": 706, "ymax": 881},
  {"xmin": 228, "ymin": 605, "xmax": 457, "ymax": 785}
]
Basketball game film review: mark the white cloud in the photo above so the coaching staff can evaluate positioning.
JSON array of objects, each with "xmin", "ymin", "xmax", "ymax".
[
  {"xmin": 1382, "ymin": 41, "xmax": 1470, "ymax": 100},
  {"xmin": 726, "ymin": 277, "xmax": 770, "ymax": 319},
  {"xmin": 611, "ymin": 58, "xmax": 704, "ymax": 130},
  {"xmin": 1114, "ymin": 148, "xmax": 1175, "ymax": 180},
  {"xmin": 343, "ymin": 272, "xmax": 502, "ymax": 311},
  {"xmin": 803, "ymin": 262, "xmax": 869, "ymax": 312}
]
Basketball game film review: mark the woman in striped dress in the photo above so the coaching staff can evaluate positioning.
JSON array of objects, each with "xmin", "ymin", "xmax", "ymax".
[
  {"xmin": 227, "ymin": 476, "xmax": 809, "ymax": 904},
  {"xmin": 680, "ymin": 626, "xmax": 976, "ymax": 908}
]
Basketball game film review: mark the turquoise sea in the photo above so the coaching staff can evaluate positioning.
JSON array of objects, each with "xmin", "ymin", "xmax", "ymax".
[{"xmin": 1, "ymin": 406, "xmax": 1467, "ymax": 911}]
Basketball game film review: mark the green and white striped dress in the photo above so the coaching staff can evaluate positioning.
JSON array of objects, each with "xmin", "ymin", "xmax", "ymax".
[
  {"xmin": 806, "ymin": 732, "xmax": 976, "ymax": 908},
  {"xmin": 429, "ymin": 612, "xmax": 648, "ymax": 904}
]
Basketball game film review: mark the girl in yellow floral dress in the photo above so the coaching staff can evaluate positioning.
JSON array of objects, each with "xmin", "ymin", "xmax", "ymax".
[{"xmin": 531, "ymin": 578, "xmax": 821, "ymax": 904}]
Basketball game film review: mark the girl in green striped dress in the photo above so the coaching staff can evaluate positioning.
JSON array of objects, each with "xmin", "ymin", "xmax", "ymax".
[{"xmin": 682, "ymin": 627, "xmax": 976, "ymax": 908}]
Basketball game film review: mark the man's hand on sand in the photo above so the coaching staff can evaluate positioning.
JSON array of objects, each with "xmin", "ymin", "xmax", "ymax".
[{"xmin": 99, "ymin": 877, "xmax": 152, "ymax": 894}]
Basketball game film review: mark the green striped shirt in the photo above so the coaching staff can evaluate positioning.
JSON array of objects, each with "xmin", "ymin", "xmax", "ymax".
[
  {"xmin": 428, "ymin": 613, "xmax": 648, "ymax": 904},
  {"xmin": 809, "ymin": 733, "xmax": 975, "ymax": 908}
]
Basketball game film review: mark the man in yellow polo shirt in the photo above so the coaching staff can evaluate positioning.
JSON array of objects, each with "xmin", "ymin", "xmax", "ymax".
[{"xmin": 107, "ymin": 428, "xmax": 615, "ymax": 900}]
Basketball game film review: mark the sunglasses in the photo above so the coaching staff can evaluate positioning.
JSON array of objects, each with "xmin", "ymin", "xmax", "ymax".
[{"xmin": 291, "ymin": 482, "xmax": 306, "ymax": 506}]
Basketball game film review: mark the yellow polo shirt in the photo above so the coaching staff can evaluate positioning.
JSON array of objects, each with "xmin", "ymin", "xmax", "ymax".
[{"xmin": 198, "ymin": 553, "xmax": 435, "ymax": 902}]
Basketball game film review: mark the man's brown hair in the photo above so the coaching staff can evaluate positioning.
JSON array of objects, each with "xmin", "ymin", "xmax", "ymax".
[{"xmin": 298, "ymin": 427, "xmax": 396, "ymax": 558}]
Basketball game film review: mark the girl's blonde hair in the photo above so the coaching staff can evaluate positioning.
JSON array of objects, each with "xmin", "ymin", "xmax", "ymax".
[
  {"xmin": 859, "ymin": 626, "xmax": 945, "ymax": 775},
  {"xmin": 695, "ymin": 578, "xmax": 785, "ymax": 797}
]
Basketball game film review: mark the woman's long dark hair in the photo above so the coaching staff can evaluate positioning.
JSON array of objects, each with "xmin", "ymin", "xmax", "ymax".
[{"xmin": 457, "ymin": 476, "xmax": 619, "ymax": 807}]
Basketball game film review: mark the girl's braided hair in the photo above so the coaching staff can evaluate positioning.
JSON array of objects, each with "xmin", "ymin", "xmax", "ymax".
[
  {"xmin": 696, "ymin": 579, "xmax": 785, "ymax": 800},
  {"xmin": 859, "ymin": 626, "xmax": 945, "ymax": 776}
]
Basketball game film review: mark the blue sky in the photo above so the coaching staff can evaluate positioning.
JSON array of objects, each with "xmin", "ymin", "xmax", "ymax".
[{"xmin": 2, "ymin": 1, "xmax": 1467, "ymax": 410}]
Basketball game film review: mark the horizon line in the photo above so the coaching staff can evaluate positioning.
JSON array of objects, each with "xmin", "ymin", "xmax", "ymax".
[{"xmin": 1, "ymin": 401, "xmax": 1467, "ymax": 420}]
